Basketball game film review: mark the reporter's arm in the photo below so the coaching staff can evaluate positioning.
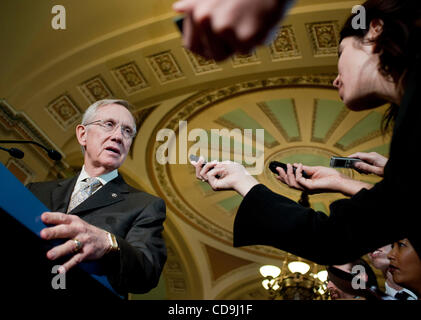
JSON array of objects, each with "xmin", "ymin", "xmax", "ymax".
[{"xmin": 234, "ymin": 177, "xmax": 407, "ymax": 265}]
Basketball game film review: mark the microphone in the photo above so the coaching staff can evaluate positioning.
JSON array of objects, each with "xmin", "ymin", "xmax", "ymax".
[
  {"xmin": 0, "ymin": 146, "xmax": 25, "ymax": 159},
  {"xmin": 0, "ymin": 140, "xmax": 62, "ymax": 161}
]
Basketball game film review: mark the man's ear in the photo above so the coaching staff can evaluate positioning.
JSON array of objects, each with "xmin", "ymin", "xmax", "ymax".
[
  {"xmin": 367, "ymin": 18, "xmax": 384, "ymax": 40},
  {"xmin": 76, "ymin": 124, "xmax": 87, "ymax": 148}
]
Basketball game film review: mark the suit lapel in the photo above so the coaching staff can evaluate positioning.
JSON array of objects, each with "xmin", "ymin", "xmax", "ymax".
[
  {"xmin": 51, "ymin": 176, "xmax": 78, "ymax": 212},
  {"xmin": 69, "ymin": 174, "xmax": 129, "ymax": 216}
]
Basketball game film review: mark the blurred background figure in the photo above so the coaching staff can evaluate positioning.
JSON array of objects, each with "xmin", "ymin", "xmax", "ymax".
[
  {"xmin": 327, "ymin": 263, "xmax": 358, "ymax": 300},
  {"xmin": 327, "ymin": 259, "xmax": 378, "ymax": 300}
]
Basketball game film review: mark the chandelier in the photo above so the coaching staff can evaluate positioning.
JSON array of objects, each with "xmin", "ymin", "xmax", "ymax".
[
  {"xmin": 258, "ymin": 192, "xmax": 330, "ymax": 300},
  {"xmin": 259, "ymin": 258, "xmax": 329, "ymax": 300}
]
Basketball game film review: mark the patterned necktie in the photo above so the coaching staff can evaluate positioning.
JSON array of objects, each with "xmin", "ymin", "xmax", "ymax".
[{"xmin": 67, "ymin": 177, "xmax": 102, "ymax": 213}]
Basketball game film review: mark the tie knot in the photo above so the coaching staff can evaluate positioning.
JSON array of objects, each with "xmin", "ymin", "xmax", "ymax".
[
  {"xmin": 67, "ymin": 177, "xmax": 102, "ymax": 213},
  {"xmin": 82, "ymin": 177, "xmax": 102, "ymax": 192},
  {"xmin": 84, "ymin": 177, "xmax": 100, "ymax": 185}
]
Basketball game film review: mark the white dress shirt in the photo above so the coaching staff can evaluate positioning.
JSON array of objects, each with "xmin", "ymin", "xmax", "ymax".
[{"xmin": 385, "ymin": 282, "xmax": 418, "ymax": 300}]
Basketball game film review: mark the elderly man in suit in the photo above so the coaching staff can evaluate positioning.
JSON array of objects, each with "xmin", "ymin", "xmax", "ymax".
[{"xmin": 27, "ymin": 99, "xmax": 166, "ymax": 297}]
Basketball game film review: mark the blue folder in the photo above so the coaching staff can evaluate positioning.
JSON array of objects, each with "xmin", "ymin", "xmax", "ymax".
[{"xmin": 0, "ymin": 162, "xmax": 122, "ymax": 298}]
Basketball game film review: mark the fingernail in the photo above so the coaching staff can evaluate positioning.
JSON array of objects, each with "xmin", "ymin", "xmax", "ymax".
[
  {"xmin": 174, "ymin": 1, "xmax": 189, "ymax": 11},
  {"xmin": 48, "ymin": 251, "xmax": 56, "ymax": 259},
  {"xmin": 40, "ymin": 230, "xmax": 48, "ymax": 239},
  {"xmin": 58, "ymin": 266, "xmax": 66, "ymax": 274}
]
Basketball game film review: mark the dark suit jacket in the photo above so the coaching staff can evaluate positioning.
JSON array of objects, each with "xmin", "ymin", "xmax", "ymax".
[
  {"xmin": 234, "ymin": 58, "xmax": 421, "ymax": 265},
  {"xmin": 26, "ymin": 173, "xmax": 167, "ymax": 296}
]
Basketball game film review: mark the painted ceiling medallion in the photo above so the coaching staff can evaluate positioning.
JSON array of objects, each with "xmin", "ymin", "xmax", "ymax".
[
  {"xmin": 306, "ymin": 21, "xmax": 340, "ymax": 56},
  {"xmin": 46, "ymin": 94, "xmax": 81, "ymax": 130},
  {"xmin": 184, "ymin": 49, "xmax": 221, "ymax": 74},
  {"xmin": 269, "ymin": 25, "xmax": 301, "ymax": 61},
  {"xmin": 112, "ymin": 62, "xmax": 149, "ymax": 95},
  {"xmin": 147, "ymin": 51, "xmax": 184, "ymax": 83},
  {"xmin": 231, "ymin": 52, "xmax": 260, "ymax": 67},
  {"xmin": 79, "ymin": 76, "xmax": 114, "ymax": 103}
]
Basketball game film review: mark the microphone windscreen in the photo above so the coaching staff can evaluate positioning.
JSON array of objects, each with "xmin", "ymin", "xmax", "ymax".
[
  {"xmin": 9, "ymin": 148, "xmax": 24, "ymax": 159},
  {"xmin": 48, "ymin": 149, "xmax": 62, "ymax": 161}
]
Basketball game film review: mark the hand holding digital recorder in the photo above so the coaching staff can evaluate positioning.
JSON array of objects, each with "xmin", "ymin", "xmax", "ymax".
[
  {"xmin": 329, "ymin": 156, "xmax": 362, "ymax": 169},
  {"xmin": 269, "ymin": 161, "xmax": 310, "ymax": 179}
]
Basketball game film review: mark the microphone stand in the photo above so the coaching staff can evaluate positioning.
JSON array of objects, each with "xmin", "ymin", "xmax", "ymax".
[{"xmin": 0, "ymin": 140, "xmax": 62, "ymax": 161}]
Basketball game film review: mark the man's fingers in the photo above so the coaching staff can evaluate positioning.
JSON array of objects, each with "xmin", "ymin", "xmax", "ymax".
[
  {"xmin": 41, "ymin": 223, "xmax": 74, "ymax": 240},
  {"xmin": 46, "ymin": 239, "xmax": 80, "ymax": 261},
  {"xmin": 60, "ymin": 253, "xmax": 85, "ymax": 273},
  {"xmin": 41, "ymin": 211, "xmax": 70, "ymax": 225}
]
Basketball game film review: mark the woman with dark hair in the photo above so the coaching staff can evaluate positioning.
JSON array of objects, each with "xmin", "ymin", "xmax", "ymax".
[
  {"xmin": 388, "ymin": 238, "xmax": 421, "ymax": 298},
  {"xmin": 192, "ymin": 0, "xmax": 421, "ymax": 265}
]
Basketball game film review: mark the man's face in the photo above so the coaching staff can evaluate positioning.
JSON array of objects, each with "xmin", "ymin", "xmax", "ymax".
[{"xmin": 77, "ymin": 104, "xmax": 136, "ymax": 173}]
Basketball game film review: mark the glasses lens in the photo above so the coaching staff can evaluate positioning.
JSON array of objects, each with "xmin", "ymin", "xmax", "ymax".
[
  {"xmin": 88, "ymin": 120, "xmax": 134, "ymax": 138},
  {"xmin": 121, "ymin": 126, "xmax": 134, "ymax": 138}
]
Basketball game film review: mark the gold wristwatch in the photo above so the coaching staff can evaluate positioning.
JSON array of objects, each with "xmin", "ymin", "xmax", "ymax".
[{"xmin": 106, "ymin": 231, "xmax": 120, "ymax": 253}]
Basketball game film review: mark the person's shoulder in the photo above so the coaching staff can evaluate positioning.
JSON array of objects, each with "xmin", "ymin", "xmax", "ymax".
[
  {"xmin": 128, "ymin": 187, "xmax": 162, "ymax": 202},
  {"xmin": 120, "ymin": 179, "xmax": 163, "ymax": 203},
  {"xmin": 124, "ymin": 186, "xmax": 166, "ymax": 214}
]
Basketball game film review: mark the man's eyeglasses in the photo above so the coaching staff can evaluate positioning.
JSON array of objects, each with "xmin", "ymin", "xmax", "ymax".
[{"xmin": 84, "ymin": 119, "xmax": 136, "ymax": 139}]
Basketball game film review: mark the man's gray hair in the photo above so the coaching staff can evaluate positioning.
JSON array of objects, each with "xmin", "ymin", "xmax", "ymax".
[{"xmin": 81, "ymin": 99, "xmax": 137, "ymax": 135}]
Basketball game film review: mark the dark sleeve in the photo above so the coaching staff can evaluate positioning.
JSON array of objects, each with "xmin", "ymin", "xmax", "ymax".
[
  {"xmin": 102, "ymin": 198, "xmax": 167, "ymax": 294},
  {"xmin": 233, "ymin": 179, "xmax": 408, "ymax": 265}
]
